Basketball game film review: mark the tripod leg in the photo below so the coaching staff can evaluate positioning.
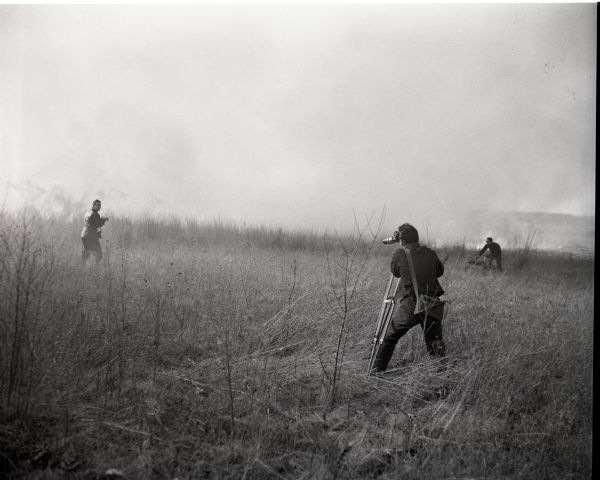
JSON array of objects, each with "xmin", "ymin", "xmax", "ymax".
[
  {"xmin": 373, "ymin": 302, "xmax": 395, "ymax": 369},
  {"xmin": 366, "ymin": 275, "xmax": 395, "ymax": 375},
  {"xmin": 367, "ymin": 276, "xmax": 402, "ymax": 376},
  {"xmin": 368, "ymin": 299, "xmax": 396, "ymax": 375},
  {"xmin": 367, "ymin": 300, "xmax": 393, "ymax": 374},
  {"xmin": 373, "ymin": 275, "xmax": 393, "ymax": 333}
]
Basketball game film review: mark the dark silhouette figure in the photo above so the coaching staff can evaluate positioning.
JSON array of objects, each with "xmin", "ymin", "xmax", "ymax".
[
  {"xmin": 478, "ymin": 237, "xmax": 502, "ymax": 272},
  {"xmin": 81, "ymin": 199, "xmax": 109, "ymax": 264}
]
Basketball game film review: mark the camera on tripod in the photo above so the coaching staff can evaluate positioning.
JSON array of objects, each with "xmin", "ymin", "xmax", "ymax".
[{"xmin": 382, "ymin": 230, "xmax": 400, "ymax": 244}]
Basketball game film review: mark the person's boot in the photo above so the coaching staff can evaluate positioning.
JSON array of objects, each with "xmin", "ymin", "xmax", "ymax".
[{"xmin": 371, "ymin": 340, "xmax": 396, "ymax": 374}]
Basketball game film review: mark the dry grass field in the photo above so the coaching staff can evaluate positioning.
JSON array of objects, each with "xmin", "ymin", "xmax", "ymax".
[{"xmin": 0, "ymin": 212, "xmax": 593, "ymax": 479}]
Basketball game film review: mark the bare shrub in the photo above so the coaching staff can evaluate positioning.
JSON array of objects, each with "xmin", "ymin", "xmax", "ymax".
[
  {"xmin": 511, "ymin": 230, "xmax": 538, "ymax": 270},
  {"xmin": 321, "ymin": 211, "xmax": 383, "ymax": 409},
  {"xmin": 0, "ymin": 212, "xmax": 57, "ymax": 413}
]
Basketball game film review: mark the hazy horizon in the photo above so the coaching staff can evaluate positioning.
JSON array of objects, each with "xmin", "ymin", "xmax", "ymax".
[{"xmin": 1, "ymin": 4, "xmax": 596, "ymax": 244}]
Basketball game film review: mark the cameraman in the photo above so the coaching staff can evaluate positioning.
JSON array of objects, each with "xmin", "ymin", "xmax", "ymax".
[
  {"xmin": 81, "ymin": 199, "xmax": 109, "ymax": 264},
  {"xmin": 372, "ymin": 223, "xmax": 446, "ymax": 373}
]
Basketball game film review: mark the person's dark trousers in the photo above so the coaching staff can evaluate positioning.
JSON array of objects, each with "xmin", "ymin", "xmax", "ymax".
[
  {"xmin": 82, "ymin": 237, "xmax": 103, "ymax": 264},
  {"xmin": 495, "ymin": 257, "xmax": 503, "ymax": 272},
  {"xmin": 422, "ymin": 316, "xmax": 446, "ymax": 357},
  {"xmin": 372, "ymin": 297, "xmax": 445, "ymax": 372}
]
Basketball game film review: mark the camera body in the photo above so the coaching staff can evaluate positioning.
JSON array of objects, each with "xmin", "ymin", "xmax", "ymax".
[{"xmin": 382, "ymin": 230, "xmax": 400, "ymax": 244}]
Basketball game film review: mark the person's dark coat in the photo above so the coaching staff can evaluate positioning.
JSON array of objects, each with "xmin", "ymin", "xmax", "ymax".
[
  {"xmin": 390, "ymin": 244, "xmax": 444, "ymax": 298},
  {"xmin": 478, "ymin": 241, "xmax": 502, "ymax": 259},
  {"xmin": 81, "ymin": 210, "xmax": 107, "ymax": 241}
]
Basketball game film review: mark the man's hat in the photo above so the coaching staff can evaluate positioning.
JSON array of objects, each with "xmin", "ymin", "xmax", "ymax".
[{"xmin": 398, "ymin": 223, "xmax": 419, "ymax": 243}]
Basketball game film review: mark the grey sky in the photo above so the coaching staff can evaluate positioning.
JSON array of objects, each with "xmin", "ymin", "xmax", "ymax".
[{"xmin": 0, "ymin": 3, "xmax": 596, "ymax": 239}]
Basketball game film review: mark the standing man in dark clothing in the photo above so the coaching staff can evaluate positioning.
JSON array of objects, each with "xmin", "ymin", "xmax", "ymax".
[
  {"xmin": 478, "ymin": 237, "xmax": 502, "ymax": 271},
  {"xmin": 81, "ymin": 199, "xmax": 109, "ymax": 264},
  {"xmin": 372, "ymin": 223, "xmax": 446, "ymax": 373}
]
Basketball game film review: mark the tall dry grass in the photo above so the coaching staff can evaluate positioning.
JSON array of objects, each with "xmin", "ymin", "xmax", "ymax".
[{"xmin": 0, "ymin": 210, "xmax": 593, "ymax": 479}]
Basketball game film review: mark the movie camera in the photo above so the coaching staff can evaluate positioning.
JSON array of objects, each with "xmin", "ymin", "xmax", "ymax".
[{"xmin": 382, "ymin": 230, "xmax": 400, "ymax": 244}]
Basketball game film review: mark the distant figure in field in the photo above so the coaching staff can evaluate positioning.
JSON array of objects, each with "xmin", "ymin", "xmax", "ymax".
[
  {"xmin": 478, "ymin": 237, "xmax": 502, "ymax": 272},
  {"xmin": 81, "ymin": 199, "xmax": 109, "ymax": 264},
  {"xmin": 372, "ymin": 223, "xmax": 446, "ymax": 373}
]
